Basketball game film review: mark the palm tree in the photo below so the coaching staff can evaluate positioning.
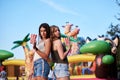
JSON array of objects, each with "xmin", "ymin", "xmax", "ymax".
[
  {"xmin": 11, "ymin": 33, "xmax": 33, "ymax": 79},
  {"xmin": 11, "ymin": 33, "xmax": 30, "ymax": 51}
]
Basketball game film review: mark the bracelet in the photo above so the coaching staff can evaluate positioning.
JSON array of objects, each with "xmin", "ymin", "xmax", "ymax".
[
  {"xmin": 35, "ymin": 47, "xmax": 38, "ymax": 51},
  {"xmin": 33, "ymin": 45, "xmax": 38, "ymax": 51}
]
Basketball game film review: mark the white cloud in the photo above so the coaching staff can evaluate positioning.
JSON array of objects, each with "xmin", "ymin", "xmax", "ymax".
[{"xmin": 40, "ymin": 0, "xmax": 79, "ymax": 16}]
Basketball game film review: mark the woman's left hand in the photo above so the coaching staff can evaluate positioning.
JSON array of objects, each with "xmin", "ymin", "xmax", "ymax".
[{"xmin": 64, "ymin": 37, "xmax": 71, "ymax": 50}]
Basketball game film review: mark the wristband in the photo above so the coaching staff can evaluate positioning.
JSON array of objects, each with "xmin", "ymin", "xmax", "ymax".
[
  {"xmin": 35, "ymin": 47, "xmax": 38, "ymax": 51},
  {"xmin": 33, "ymin": 45, "xmax": 38, "ymax": 51}
]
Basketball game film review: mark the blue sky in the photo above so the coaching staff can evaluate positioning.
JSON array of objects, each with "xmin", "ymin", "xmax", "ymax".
[{"xmin": 0, "ymin": 0, "xmax": 119, "ymax": 59}]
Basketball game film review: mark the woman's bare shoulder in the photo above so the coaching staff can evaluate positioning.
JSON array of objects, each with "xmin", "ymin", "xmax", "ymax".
[
  {"xmin": 45, "ymin": 38, "xmax": 51, "ymax": 42},
  {"xmin": 54, "ymin": 39, "xmax": 62, "ymax": 45}
]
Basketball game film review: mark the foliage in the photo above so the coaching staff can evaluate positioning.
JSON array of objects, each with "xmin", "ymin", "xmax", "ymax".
[
  {"xmin": 106, "ymin": 0, "xmax": 120, "ymax": 37},
  {"xmin": 106, "ymin": 0, "xmax": 120, "ymax": 71},
  {"xmin": 107, "ymin": 24, "xmax": 120, "ymax": 37}
]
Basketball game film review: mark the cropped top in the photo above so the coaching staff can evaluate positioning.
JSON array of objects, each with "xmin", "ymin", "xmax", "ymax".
[
  {"xmin": 51, "ymin": 44, "xmax": 68, "ymax": 64},
  {"xmin": 34, "ymin": 40, "xmax": 45, "ymax": 61}
]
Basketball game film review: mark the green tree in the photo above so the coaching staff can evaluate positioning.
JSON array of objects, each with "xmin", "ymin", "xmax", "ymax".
[
  {"xmin": 107, "ymin": 0, "xmax": 120, "ymax": 37},
  {"xmin": 106, "ymin": 0, "xmax": 120, "ymax": 77},
  {"xmin": 107, "ymin": 23, "xmax": 120, "ymax": 37}
]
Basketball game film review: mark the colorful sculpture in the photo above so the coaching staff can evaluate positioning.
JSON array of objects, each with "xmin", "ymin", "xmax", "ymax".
[
  {"xmin": 11, "ymin": 33, "xmax": 34, "ymax": 80},
  {"xmin": 0, "ymin": 50, "xmax": 14, "ymax": 60},
  {"xmin": 62, "ymin": 22, "xmax": 80, "ymax": 55},
  {"xmin": 62, "ymin": 22, "xmax": 81, "ymax": 75},
  {"xmin": 0, "ymin": 50, "xmax": 14, "ymax": 66},
  {"xmin": 80, "ymin": 40, "xmax": 111, "ymax": 54},
  {"xmin": 80, "ymin": 35, "xmax": 119, "ymax": 79}
]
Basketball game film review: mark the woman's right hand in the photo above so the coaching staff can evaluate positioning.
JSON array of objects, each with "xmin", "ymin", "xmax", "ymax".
[{"xmin": 30, "ymin": 34, "xmax": 37, "ymax": 45}]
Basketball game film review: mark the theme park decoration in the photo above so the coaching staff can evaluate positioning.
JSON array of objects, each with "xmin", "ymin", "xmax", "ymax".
[
  {"xmin": 0, "ymin": 50, "xmax": 14, "ymax": 60},
  {"xmin": 102, "ymin": 55, "xmax": 114, "ymax": 64},
  {"xmin": 61, "ymin": 22, "xmax": 80, "ymax": 42},
  {"xmin": 11, "ymin": 33, "xmax": 30, "ymax": 50},
  {"xmin": 80, "ymin": 40, "xmax": 111, "ymax": 54},
  {"xmin": 61, "ymin": 22, "xmax": 82, "ymax": 75},
  {"xmin": 61, "ymin": 33, "xmax": 80, "ymax": 42},
  {"xmin": 11, "ymin": 33, "xmax": 34, "ymax": 80},
  {"xmin": 63, "ymin": 22, "xmax": 80, "ymax": 37},
  {"xmin": 80, "ymin": 35, "xmax": 119, "ymax": 64},
  {"xmin": 2, "ymin": 59, "xmax": 25, "ymax": 66},
  {"xmin": 62, "ymin": 22, "xmax": 80, "ymax": 55},
  {"xmin": 80, "ymin": 35, "xmax": 119, "ymax": 79},
  {"xmin": 68, "ymin": 54, "xmax": 95, "ymax": 63}
]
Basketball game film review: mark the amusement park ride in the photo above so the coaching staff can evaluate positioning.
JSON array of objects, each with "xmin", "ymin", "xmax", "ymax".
[{"xmin": 0, "ymin": 22, "xmax": 119, "ymax": 80}]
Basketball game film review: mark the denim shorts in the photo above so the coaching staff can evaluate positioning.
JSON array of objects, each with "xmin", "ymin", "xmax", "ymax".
[
  {"xmin": 53, "ymin": 63, "xmax": 70, "ymax": 78},
  {"xmin": 33, "ymin": 58, "xmax": 50, "ymax": 78}
]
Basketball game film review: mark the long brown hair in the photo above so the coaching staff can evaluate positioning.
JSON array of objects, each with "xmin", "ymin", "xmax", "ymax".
[{"xmin": 50, "ymin": 25, "xmax": 61, "ymax": 41}]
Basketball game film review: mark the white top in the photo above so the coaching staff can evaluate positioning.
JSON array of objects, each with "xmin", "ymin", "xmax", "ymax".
[{"xmin": 34, "ymin": 40, "xmax": 45, "ymax": 61}]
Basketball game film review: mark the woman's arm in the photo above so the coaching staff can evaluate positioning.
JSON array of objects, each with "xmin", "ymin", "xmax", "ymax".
[
  {"xmin": 35, "ymin": 39, "xmax": 51, "ymax": 60},
  {"xmin": 30, "ymin": 34, "xmax": 51, "ymax": 60},
  {"xmin": 55, "ymin": 39, "xmax": 70, "ymax": 60}
]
